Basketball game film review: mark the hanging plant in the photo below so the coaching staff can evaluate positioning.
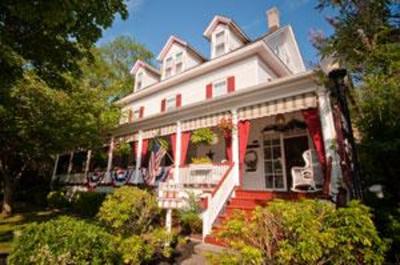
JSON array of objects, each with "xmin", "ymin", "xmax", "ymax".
[
  {"xmin": 114, "ymin": 142, "xmax": 132, "ymax": 156},
  {"xmin": 217, "ymin": 117, "xmax": 233, "ymax": 137},
  {"xmin": 190, "ymin": 128, "xmax": 217, "ymax": 146}
]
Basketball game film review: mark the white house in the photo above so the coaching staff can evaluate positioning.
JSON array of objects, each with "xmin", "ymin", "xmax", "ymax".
[{"xmin": 52, "ymin": 7, "xmax": 344, "ymax": 241}]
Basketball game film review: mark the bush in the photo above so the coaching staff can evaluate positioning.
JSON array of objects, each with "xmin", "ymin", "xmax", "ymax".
[
  {"xmin": 144, "ymin": 228, "xmax": 178, "ymax": 260},
  {"xmin": 72, "ymin": 191, "xmax": 106, "ymax": 217},
  {"xmin": 118, "ymin": 235, "xmax": 153, "ymax": 264},
  {"xmin": 178, "ymin": 192, "xmax": 202, "ymax": 234},
  {"xmin": 8, "ymin": 216, "xmax": 120, "ymax": 265},
  {"xmin": 215, "ymin": 199, "xmax": 387, "ymax": 265},
  {"xmin": 47, "ymin": 190, "xmax": 70, "ymax": 209},
  {"xmin": 97, "ymin": 186, "xmax": 160, "ymax": 236}
]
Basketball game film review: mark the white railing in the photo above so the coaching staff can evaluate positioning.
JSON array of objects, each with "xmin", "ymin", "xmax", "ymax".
[
  {"xmin": 178, "ymin": 163, "xmax": 230, "ymax": 187},
  {"xmin": 202, "ymin": 163, "xmax": 235, "ymax": 237}
]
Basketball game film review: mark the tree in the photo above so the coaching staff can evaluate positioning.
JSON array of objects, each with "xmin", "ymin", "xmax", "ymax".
[
  {"xmin": 313, "ymin": 0, "xmax": 400, "ymax": 261},
  {"xmin": 0, "ymin": 0, "xmax": 128, "ymax": 216}
]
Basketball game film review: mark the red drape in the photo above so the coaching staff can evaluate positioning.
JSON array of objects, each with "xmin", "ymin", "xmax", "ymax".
[
  {"xmin": 141, "ymin": 139, "xmax": 149, "ymax": 164},
  {"xmin": 238, "ymin": 120, "xmax": 251, "ymax": 171},
  {"xmin": 302, "ymin": 108, "xmax": 326, "ymax": 174},
  {"xmin": 170, "ymin": 132, "xmax": 191, "ymax": 166},
  {"xmin": 224, "ymin": 133, "xmax": 232, "ymax": 162}
]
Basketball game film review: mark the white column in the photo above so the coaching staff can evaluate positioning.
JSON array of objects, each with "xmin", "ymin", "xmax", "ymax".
[
  {"xmin": 317, "ymin": 88, "xmax": 342, "ymax": 196},
  {"xmin": 231, "ymin": 109, "xmax": 240, "ymax": 186},
  {"xmin": 135, "ymin": 131, "xmax": 143, "ymax": 182},
  {"xmin": 166, "ymin": 208, "xmax": 172, "ymax": 233},
  {"xmin": 106, "ymin": 137, "xmax": 114, "ymax": 173},
  {"xmin": 84, "ymin": 150, "xmax": 92, "ymax": 176},
  {"xmin": 67, "ymin": 152, "xmax": 74, "ymax": 177},
  {"xmin": 50, "ymin": 154, "xmax": 60, "ymax": 187},
  {"xmin": 174, "ymin": 121, "xmax": 182, "ymax": 183}
]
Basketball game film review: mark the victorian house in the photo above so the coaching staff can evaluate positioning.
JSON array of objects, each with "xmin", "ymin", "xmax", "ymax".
[{"xmin": 52, "ymin": 8, "xmax": 345, "ymax": 241}]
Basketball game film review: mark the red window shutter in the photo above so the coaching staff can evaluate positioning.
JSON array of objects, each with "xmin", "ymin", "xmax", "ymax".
[
  {"xmin": 227, "ymin": 76, "xmax": 235, "ymax": 93},
  {"xmin": 161, "ymin": 99, "xmax": 166, "ymax": 112},
  {"xmin": 139, "ymin": 106, "xmax": 144, "ymax": 118},
  {"xmin": 206, "ymin": 83, "xmax": 213, "ymax": 99},
  {"xmin": 176, "ymin": 94, "xmax": 182, "ymax": 108},
  {"xmin": 128, "ymin": 110, "xmax": 133, "ymax": 123}
]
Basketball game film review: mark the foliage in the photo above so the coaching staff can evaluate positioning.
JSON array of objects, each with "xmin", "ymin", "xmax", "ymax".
[
  {"xmin": 206, "ymin": 243, "xmax": 263, "ymax": 265},
  {"xmin": 97, "ymin": 186, "xmax": 160, "ymax": 236},
  {"xmin": 118, "ymin": 235, "xmax": 153, "ymax": 265},
  {"xmin": 47, "ymin": 190, "xmax": 70, "ymax": 209},
  {"xmin": 217, "ymin": 117, "xmax": 234, "ymax": 136},
  {"xmin": 215, "ymin": 199, "xmax": 386, "ymax": 265},
  {"xmin": 191, "ymin": 156, "xmax": 212, "ymax": 164},
  {"xmin": 178, "ymin": 192, "xmax": 202, "ymax": 234},
  {"xmin": 72, "ymin": 191, "xmax": 107, "ymax": 218},
  {"xmin": 191, "ymin": 128, "xmax": 216, "ymax": 146},
  {"xmin": 8, "ymin": 216, "xmax": 120, "ymax": 265},
  {"xmin": 144, "ymin": 228, "xmax": 178, "ymax": 259},
  {"xmin": 313, "ymin": 1, "xmax": 399, "ymax": 262},
  {"xmin": 114, "ymin": 142, "xmax": 132, "ymax": 157}
]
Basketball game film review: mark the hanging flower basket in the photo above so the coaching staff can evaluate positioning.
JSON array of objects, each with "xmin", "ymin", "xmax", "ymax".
[{"xmin": 218, "ymin": 117, "xmax": 233, "ymax": 137}]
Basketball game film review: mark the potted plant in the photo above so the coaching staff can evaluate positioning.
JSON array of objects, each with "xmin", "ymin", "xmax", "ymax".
[{"xmin": 190, "ymin": 128, "xmax": 217, "ymax": 165}]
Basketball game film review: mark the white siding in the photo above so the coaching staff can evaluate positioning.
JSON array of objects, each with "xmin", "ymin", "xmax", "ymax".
[{"xmin": 135, "ymin": 68, "xmax": 159, "ymax": 92}]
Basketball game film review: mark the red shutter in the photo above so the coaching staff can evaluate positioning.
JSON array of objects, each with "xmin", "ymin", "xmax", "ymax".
[
  {"xmin": 227, "ymin": 76, "xmax": 235, "ymax": 93},
  {"xmin": 139, "ymin": 106, "xmax": 144, "ymax": 118},
  {"xmin": 176, "ymin": 94, "xmax": 182, "ymax": 108},
  {"xmin": 206, "ymin": 83, "xmax": 213, "ymax": 99},
  {"xmin": 128, "ymin": 110, "xmax": 133, "ymax": 123},
  {"xmin": 161, "ymin": 99, "xmax": 166, "ymax": 112}
]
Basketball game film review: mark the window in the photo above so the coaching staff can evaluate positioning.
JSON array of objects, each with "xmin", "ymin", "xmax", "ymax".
[
  {"xmin": 214, "ymin": 30, "xmax": 226, "ymax": 57},
  {"xmin": 175, "ymin": 52, "xmax": 183, "ymax": 73},
  {"xmin": 213, "ymin": 80, "xmax": 227, "ymax": 97},
  {"xmin": 165, "ymin": 57, "xmax": 173, "ymax": 78},
  {"xmin": 133, "ymin": 109, "xmax": 141, "ymax": 120},
  {"xmin": 263, "ymin": 133, "xmax": 286, "ymax": 190},
  {"xmin": 136, "ymin": 72, "xmax": 143, "ymax": 90},
  {"xmin": 166, "ymin": 96, "xmax": 176, "ymax": 111}
]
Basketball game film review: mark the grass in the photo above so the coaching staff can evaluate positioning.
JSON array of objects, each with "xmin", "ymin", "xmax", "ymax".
[{"xmin": 0, "ymin": 205, "xmax": 61, "ymax": 253}]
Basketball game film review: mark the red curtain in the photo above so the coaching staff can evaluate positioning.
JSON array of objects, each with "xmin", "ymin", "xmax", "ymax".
[
  {"xmin": 302, "ymin": 108, "xmax": 326, "ymax": 174},
  {"xmin": 238, "ymin": 120, "xmax": 251, "ymax": 171},
  {"xmin": 170, "ymin": 132, "xmax": 191, "ymax": 166},
  {"xmin": 224, "ymin": 133, "xmax": 232, "ymax": 162},
  {"xmin": 141, "ymin": 139, "xmax": 149, "ymax": 164}
]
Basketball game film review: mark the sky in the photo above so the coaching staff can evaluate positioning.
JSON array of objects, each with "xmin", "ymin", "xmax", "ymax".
[{"xmin": 98, "ymin": 0, "xmax": 335, "ymax": 69}]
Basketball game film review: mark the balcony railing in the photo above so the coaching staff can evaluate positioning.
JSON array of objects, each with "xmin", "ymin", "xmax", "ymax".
[{"xmin": 177, "ymin": 163, "xmax": 231, "ymax": 187}]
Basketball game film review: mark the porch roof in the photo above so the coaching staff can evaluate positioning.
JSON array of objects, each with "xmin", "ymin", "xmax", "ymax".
[{"xmin": 113, "ymin": 71, "xmax": 320, "ymax": 142}]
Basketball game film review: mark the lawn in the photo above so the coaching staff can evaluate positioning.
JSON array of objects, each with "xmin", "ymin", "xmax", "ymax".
[{"xmin": 0, "ymin": 205, "xmax": 61, "ymax": 253}]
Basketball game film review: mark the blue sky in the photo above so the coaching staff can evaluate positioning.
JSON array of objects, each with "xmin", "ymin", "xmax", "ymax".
[{"xmin": 99, "ymin": 0, "xmax": 334, "ymax": 68}]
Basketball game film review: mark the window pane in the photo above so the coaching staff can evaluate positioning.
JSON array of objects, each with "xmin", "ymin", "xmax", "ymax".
[
  {"xmin": 216, "ymin": 31, "xmax": 225, "ymax": 44},
  {"xmin": 166, "ymin": 67, "xmax": 172, "ymax": 77},
  {"xmin": 166, "ymin": 57, "xmax": 173, "ymax": 67},
  {"xmin": 215, "ymin": 44, "xmax": 225, "ymax": 57},
  {"xmin": 176, "ymin": 52, "xmax": 183, "ymax": 62},
  {"xmin": 176, "ymin": 63, "xmax": 183, "ymax": 73},
  {"xmin": 166, "ymin": 97, "xmax": 176, "ymax": 110}
]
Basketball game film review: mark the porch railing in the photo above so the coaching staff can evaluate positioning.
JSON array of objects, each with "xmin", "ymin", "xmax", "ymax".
[
  {"xmin": 202, "ymin": 163, "xmax": 235, "ymax": 237},
  {"xmin": 178, "ymin": 163, "xmax": 231, "ymax": 187}
]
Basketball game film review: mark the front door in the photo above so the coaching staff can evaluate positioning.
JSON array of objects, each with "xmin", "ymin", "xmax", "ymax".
[
  {"xmin": 284, "ymin": 136, "xmax": 309, "ymax": 190},
  {"xmin": 263, "ymin": 133, "xmax": 287, "ymax": 191}
]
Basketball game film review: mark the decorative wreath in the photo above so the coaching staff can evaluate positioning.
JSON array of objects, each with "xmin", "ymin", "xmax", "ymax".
[
  {"xmin": 244, "ymin": 150, "xmax": 258, "ymax": 170},
  {"xmin": 112, "ymin": 169, "xmax": 131, "ymax": 186},
  {"xmin": 87, "ymin": 170, "xmax": 105, "ymax": 188}
]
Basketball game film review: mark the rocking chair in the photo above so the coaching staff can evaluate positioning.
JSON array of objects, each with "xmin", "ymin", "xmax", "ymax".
[{"xmin": 291, "ymin": 149, "xmax": 321, "ymax": 192}]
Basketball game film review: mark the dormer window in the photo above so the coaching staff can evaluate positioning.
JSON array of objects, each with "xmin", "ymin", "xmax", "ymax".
[
  {"xmin": 214, "ymin": 30, "xmax": 226, "ymax": 57},
  {"xmin": 165, "ymin": 57, "xmax": 173, "ymax": 78},
  {"xmin": 136, "ymin": 72, "xmax": 143, "ymax": 90}
]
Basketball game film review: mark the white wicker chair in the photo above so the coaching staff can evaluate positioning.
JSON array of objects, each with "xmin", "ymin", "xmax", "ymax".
[{"xmin": 291, "ymin": 149, "xmax": 321, "ymax": 192}]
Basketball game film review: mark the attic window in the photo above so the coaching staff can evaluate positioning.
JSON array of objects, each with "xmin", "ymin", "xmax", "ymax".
[
  {"xmin": 136, "ymin": 72, "xmax": 143, "ymax": 90},
  {"xmin": 214, "ymin": 30, "xmax": 226, "ymax": 57},
  {"xmin": 165, "ymin": 57, "xmax": 173, "ymax": 78},
  {"xmin": 175, "ymin": 52, "xmax": 183, "ymax": 73}
]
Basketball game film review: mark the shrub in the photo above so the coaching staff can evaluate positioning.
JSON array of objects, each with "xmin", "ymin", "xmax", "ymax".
[
  {"xmin": 47, "ymin": 190, "xmax": 70, "ymax": 209},
  {"xmin": 97, "ymin": 186, "xmax": 160, "ymax": 236},
  {"xmin": 144, "ymin": 228, "xmax": 178, "ymax": 259},
  {"xmin": 8, "ymin": 216, "xmax": 120, "ymax": 265},
  {"xmin": 72, "ymin": 191, "xmax": 106, "ymax": 217},
  {"xmin": 216, "ymin": 199, "xmax": 387, "ymax": 265},
  {"xmin": 178, "ymin": 192, "xmax": 202, "ymax": 234},
  {"xmin": 118, "ymin": 235, "xmax": 153, "ymax": 264}
]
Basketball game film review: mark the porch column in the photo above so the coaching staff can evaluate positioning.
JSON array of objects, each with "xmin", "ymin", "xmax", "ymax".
[
  {"xmin": 84, "ymin": 150, "xmax": 92, "ymax": 176},
  {"xmin": 317, "ymin": 88, "xmax": 342, "ymax": 196},
  {"xmin": 174, "ymin": 121, "xmax": 182, "ymax": 183},
  {"xmin": 166, "ymin": 208, "xmax": 172, "ymax": 233},
  {"xmin": 106, "ymin": 137, "xmax": 114, "ymax": 173},
  {"xmin": 231, "ymin": 109, "xmax": 240, "ymax": 186},
  {"xmin": 67, "ymin": 152, "xmax": 74, "ymax": 177},
  {"xmin": 50, "ymin": 154, "xmax": 59, "ymax": 188},
  {"xmin": 135, "ymin": 130, "xmax": 143, "ymax": 182}
]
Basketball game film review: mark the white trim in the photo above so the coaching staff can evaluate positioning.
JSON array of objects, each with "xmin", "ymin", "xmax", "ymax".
[{"xmin": 231, "ymin": 109, "xmax": 240, "ymax": 186}]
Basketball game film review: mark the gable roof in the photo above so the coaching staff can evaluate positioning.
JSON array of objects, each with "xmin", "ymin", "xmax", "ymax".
[
  {"xmin": 130, "ymin": 60, "xmax": 161, "ymax": 76},
  {"xmin": 203, "ymin": 15, "xmax": 250, "ymax": 43},
  {"xmin": 157, "ymin": 35, "xmax": 207, "ymax": 62}
]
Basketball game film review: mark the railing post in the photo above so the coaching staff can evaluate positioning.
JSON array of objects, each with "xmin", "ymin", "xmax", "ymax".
[
  {"xmin": 202, "ymin": 193, "xmax": 212, "ymax": 240},
  {"xmin": 174, "ymin": 121, "xmax": 182, "ymax": 183},
  {"xmin": 50, "ymin": 154, "xmax": 59, "ymax": 188},
  {"xmin": 135, "ymin": 130, "xmax": 143, "ymax": 183},
  {"xmin": 84, "ymin": 150, "xmax": 92, "ymax": 177},
  {"xmin": 317, "ymin": 88, "xmax": 341, "ymax": 196},
  {"xmin": 231, "ymin": 109, "xmax": 240, "ymax": 186},
  {"xmin": 166, "ymin": 208, "xmax": 172, "ymax": 233},
  {"xmin": 67, "ymin": 151, "xmax": 74, "ymax": 179},
  {"xmin": 106, "ymin": 137, "xmax": 114, "ymax": 174}
]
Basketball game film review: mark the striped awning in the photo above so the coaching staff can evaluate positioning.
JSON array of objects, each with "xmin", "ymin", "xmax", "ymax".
[
  {"xmin": 181, "ymin": 111, "xmax": 231, "ymax": 132},
  {"xmin": 238, "ymin": 92, "xmax": 317, "ymax": 120}
]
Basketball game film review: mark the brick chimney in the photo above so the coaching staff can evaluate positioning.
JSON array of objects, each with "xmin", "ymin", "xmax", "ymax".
[{"xmin": 267, "ymin": 7, "xmax": 280, "ymax": 32}]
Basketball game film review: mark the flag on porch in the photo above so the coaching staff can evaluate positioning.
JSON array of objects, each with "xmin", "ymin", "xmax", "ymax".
[{"xmin": 145, "ymin": 139, "xmax": 167, "ymax": 185}]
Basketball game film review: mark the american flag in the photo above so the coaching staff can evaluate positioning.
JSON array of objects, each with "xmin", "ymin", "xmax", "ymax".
[{"xmin": 145, "ymin": 140, "xmax": 167, "ymax": 185}]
